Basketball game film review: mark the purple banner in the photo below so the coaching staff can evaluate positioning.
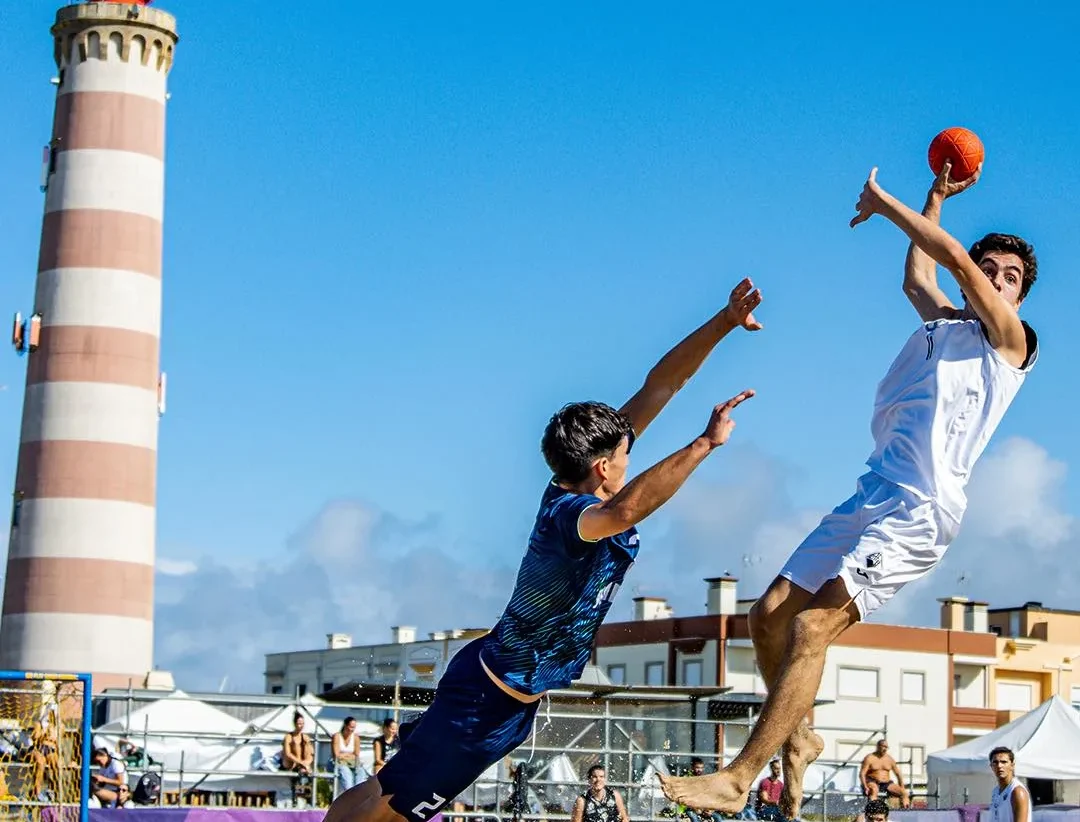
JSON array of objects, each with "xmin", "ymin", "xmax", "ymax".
[{"xmin": 89, "ymin": 811, "xmax": 446, "ymax": 822}]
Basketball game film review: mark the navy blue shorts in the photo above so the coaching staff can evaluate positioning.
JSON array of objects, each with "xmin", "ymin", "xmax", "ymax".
[{"xmin": 377, "ymin": 637, "xmax": 539, "ymax": 821}]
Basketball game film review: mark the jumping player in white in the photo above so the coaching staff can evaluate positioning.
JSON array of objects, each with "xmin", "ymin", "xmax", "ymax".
[{"xmin": 662, "ymin": 160, "xmax": 1038, "ymax": 817}]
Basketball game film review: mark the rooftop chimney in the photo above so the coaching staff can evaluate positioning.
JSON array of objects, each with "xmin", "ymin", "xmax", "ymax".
[
  {"xmin": 633, "ymin": 596, "xmax": 673, "ymax": 621},
  {"xmin": 965, "ymin": 602, "xmax": 989, "ymax": 633},
  {"xmin": 706, "ymin": 577, "xmax": 738, "ymax": 615},
  {"xmin": 391, "ymin": 626, "xmax": 417, "ymax": 644},
  {"xmin": 939, "ymin": 597, "xmax": 969, "ymax": 630},
  {"xmin": 327, "ymin": 633, "xmax": 353, "ymax": 650}
]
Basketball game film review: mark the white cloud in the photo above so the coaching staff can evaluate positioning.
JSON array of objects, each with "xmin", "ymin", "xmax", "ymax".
[
  {"xmin": 886, "ymin": 436, "xmax": 1077, "ymax": 624},
  {"xmin": 156, "ymin": 557, "xmax": 198, "ymax": 576},
  {"xmin": 153, "ymin": 501, "xmax": 517, "ymax": 691}
]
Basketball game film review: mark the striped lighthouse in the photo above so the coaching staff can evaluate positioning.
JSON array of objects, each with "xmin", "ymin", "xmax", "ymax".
[{"xmin": 2, "ymin": 0, "xmax": 177, "ymax": 690}]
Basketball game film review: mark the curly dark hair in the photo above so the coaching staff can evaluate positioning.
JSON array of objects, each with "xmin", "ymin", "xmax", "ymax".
[
  {"xmin": 541, "ymin": 401, "xmax": 633, "ymax": 484},
  {"xmin": 968, "ymin": 233, "xmax": 1038, "ymax": 300},
  {"xmin": 864, "ymin": 799, "xmax": 890, "ymax": 819}
]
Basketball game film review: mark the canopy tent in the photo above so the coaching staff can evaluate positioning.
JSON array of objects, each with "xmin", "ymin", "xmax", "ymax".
[
  {"xmin": 928, "ymin": 696, "xmax": 1080, "ymax": 806},
  {"xmin": 183, "ymin": 694, "xmax": 385, "ymax": 792},
  {"xmin": 95, "ymin": 691, "xmax": 373, "ymax": 794},
  {"xmin": 95, "ymin": 689, "xmax": 248, "ymax": 764}
]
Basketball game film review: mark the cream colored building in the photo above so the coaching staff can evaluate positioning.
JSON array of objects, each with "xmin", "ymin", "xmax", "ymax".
[
  {"xmin": 263, "ymin": 626, "xmax": 488, "ymax": 696},
  {"xmin": 593, "ymin": 579, "xmax": 1000, "ymax": 782}
]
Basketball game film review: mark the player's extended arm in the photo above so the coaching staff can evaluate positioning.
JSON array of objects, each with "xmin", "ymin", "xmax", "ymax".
[
  {"xmin": 1012, "ymin": 784, "xmax": 1031, "ymax": 822},
  {"xmin": 902, "ymin": 161, "xmax": 981, "ymax": 321},
  {"xmin": 579, "ymin": 390, "xmax": 753, "ymax": 541},
  {"xmin": 852, "ymin": 169, "xmax": 1027, "ymax": 365},
  {"xmin": 619, "ymin": 278, "xmax": 761, "ymax": 437}
]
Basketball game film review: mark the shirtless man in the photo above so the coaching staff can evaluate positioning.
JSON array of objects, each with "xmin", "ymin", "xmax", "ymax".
[
  {"xmin": 661, "ymin": 162, "xmax": 1038, "ymax": 817},
  {"xmin": 860, "ymin": 740, "xmax": 909, "ymax": 808}
]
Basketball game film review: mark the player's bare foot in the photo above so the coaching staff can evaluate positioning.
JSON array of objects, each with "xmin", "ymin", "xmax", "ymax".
[
  {"xmin": 659, "ymin": 771, "xmax": 749, "ymax": 814},
  {"xmin": 781, "ymin": 726, "xmax": 825, "ymax": 819}
]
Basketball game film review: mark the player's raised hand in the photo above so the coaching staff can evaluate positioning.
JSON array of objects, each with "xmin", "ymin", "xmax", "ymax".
[
  {"xmin": 724, "ymin": 277, "xmax": 763, "ymax": 331},
  {"xmin": 931, "ymin": 159, "xmax": 983, "ymax": 200},
  {"xmin": 701, "ymin": 389, "xmax": 755, "ymax": 448},
  {"xmin": 850, "ymin": 167, "xmax": 886, "ymax": 228}
]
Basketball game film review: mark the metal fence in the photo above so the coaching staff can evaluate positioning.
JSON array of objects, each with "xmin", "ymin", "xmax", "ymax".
[{"xmin": 91, "ymin": 687, "xmax": 932, "ymax": 819}]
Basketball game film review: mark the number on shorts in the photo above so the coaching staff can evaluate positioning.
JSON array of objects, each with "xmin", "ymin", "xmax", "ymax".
[{"xmin": 412, "ymin": 793, "xmax": 446, "ymax": 820}]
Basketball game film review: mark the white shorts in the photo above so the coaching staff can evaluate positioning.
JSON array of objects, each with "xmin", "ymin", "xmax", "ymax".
[{"xmin": 779, "ymin": 471, "xmax": 959, "ymax": 618}]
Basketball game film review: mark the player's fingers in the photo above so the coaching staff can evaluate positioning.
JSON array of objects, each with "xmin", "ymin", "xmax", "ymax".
[
  {"xmin": 869, "ymin": 166, "xmax": 878, "ymax": 183},
  {"xmin": 732, "ymin": 278, "xmax": 752, "ymax": 299},
  {"xmin": 722, "ymin": 389, "xmax": 756, "ymax": 410},
  {"xmin": 739, "ymin": 290, "xmax": 762, "ymax": 310}
]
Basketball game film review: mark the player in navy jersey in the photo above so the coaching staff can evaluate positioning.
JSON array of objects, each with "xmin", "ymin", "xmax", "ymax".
[{"xmin": 325, "ymin": 278, "xmax": 763, "ymax": 822}]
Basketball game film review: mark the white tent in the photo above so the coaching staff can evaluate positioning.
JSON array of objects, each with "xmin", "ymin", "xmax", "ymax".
[
  {"xmin": 185, "ymin": 695, "xmax": 384, "ymax": 793},
  {"xmin": 95, "ymin": 689, "xmax": 248, "ymax": 769},
  {"xmin": 927, "ymin": 696, "xmax": 1080, "ymax": 806}
]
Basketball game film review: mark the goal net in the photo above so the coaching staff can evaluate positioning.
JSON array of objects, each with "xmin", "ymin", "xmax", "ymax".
[{"xmin": 0, "ymin": 671, "xmax": 91, "ymax": 822}]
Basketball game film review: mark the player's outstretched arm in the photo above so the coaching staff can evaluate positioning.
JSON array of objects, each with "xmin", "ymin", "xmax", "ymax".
[
  {"xmin": 902, "ymin": 160, "xmax": 981, "ymax": 322},
  {"xmin": 619, "ymin": 278, "xmax": 761, "ymax": 438},
  {"xmin": 851, "ymin": 168, "xmax": 1026, "ymax": 366},
  {"xmin": 579, "ymin": 390, "xmax": 754, "ymax": 541}
]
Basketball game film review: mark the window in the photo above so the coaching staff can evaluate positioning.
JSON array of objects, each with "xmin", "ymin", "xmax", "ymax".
[
  {"xmin": 297, "ymin": 683, "xmax": 308, "ymax": 697},
  {"xmin": 607, "ymin": 664, "xmax": 626, "ymax": 685},
  {"xmin": 954, "ymin": 664, "xmax": 988, "ymax": 708},
  {"xmin": 683, "ymin": 660, "xmax": 703, "ymax": 687},
  {"xmin": 270, "ymin": 685, "xmax": 283, "ymax": 695},
  {"xmin": 837, "ymin": 667, "xmax": 879, "ymax": 700},
  {"xmin": 901, "ymin": 671, "xmax": 926, "ymax": 704},
  {"xmin": 322, "ymin": 682, "xmax": 334, "ymax": 693},
  {"xmin": 1071, "ymin": 685, "xmax": 1080, "ymax": 712},
  {"xmin": 901, "ymin": 744, "xmax": 926, "ymax": 777},
  {"xmin": 645, "ymin": 662, "xmax": 665, "ymax": 686},
  {"xmin": 1009, "ymin": 612, "xmax": 1021, "ymax": 637},
  {"xmin": 996, "ymin": 681, "xmax": 1033, "ymax": 711},
  {"xmin": 836, "ymin": 741, "xmax": 875, "ymax": 764}
]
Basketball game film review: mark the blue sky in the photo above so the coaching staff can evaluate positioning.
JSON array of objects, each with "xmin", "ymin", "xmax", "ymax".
[{"xmin": 2, "ymin": 2, "xmax": 1079, "ymax": 689}]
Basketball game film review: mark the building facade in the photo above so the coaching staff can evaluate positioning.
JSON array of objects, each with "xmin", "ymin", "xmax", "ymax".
[
  {"xmin": 264, "ymin": 587, "xmax": 1080, "ymax": 786},
  {"xmin": 264, "ymin": 627, "xmax": 488, "ymax": 696},
  {"xmin": 593, "ymin": 579, "xmax": 1000, "ymax": 783}
]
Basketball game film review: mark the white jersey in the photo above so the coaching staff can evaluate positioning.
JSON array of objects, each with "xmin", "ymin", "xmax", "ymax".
[
  {"xmin": 866, "ymin": 318, "xmax": 1036, "ymax": 523},
  {"xmin": 990, "ymin": 778, "xmax": 1024, "ymax": 822}
]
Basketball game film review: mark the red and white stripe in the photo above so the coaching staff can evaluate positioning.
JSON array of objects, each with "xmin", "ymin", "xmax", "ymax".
[{"xmin": 1, "ymin": 4, "xmax": 177, "ymax": 691}]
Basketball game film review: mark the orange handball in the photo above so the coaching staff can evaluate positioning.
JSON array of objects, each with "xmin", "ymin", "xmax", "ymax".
[{"xmin": 928, "ymin": 127, "xmax": 985, "ymax": 182}]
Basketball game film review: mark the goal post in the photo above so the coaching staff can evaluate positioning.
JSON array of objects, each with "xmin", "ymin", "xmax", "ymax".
[{"xmin": 0, "ymin": 670, "xmax": 92, "ymax": 822}]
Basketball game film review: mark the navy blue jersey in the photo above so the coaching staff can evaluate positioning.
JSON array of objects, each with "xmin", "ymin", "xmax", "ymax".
[{"xmin": 482, "ymin": 482, "xmax": 639, "ymax": 695}]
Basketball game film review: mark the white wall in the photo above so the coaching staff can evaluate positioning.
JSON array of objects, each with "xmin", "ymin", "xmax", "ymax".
[
  {"xmin": 724, "ymin": 642, "xmax": 764, "ymax": 694},
  {"xmin": 265, "ymin": 637, "xmax": 474, "ymax": 695},
  {"xmin": 813, "ymin": 645, "xmax": 949, "ymax": 781},
  {"xmin": 954, "ymin": 663, "xmax": 988, "ymax": 708},
  {"xmin": 594, "ymin": 643, "xmax": 668, "ymax": 685}
]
